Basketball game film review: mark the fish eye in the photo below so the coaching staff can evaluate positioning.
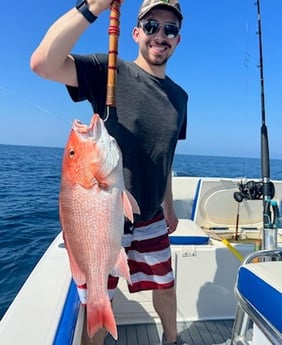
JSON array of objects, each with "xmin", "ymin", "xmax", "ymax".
[{"xmin": 69, "ymin": 148, "xmax": 75, "ymax": 158}]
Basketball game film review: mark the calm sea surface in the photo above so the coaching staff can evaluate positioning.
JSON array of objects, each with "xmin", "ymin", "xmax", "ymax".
[{"xmin": 1, "ymin": 144, "xmax": 282, "ymax": 318}]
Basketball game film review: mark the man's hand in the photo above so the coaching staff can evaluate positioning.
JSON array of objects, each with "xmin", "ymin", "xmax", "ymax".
[
  {"xmin": 163, "ymin": 205, "xmax": 178, "ymax": 234},
  {"xmin": 88, "ymin": 0, "xmax": 124, "ymax": 16}
]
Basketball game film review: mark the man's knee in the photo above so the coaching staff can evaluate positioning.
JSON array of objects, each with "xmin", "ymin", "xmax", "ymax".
[{"xmin": 153, "ymin": 287, "xmax": 176, "ymax": 299}]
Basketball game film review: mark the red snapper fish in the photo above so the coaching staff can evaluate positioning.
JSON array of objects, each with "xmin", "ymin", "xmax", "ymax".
[{"xmin": 59, "ymin": 113, "xmax": 139, "ymax": 340}]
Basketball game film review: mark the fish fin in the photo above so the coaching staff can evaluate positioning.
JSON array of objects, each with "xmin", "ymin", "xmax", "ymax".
[
  {"xmin": 110, "ymin": 248, "xmax": 131, "ymax": 284},
  {"xmin": 122, "ymin": 190, "xmax": 140, "ymax": 223},
  {"xmin": 63, "ymin": 234, "xmax": 86, "ymax": 285},
  {"xmin": 87, "ymin": 296, "xmax": 118, "ymax": 340}
]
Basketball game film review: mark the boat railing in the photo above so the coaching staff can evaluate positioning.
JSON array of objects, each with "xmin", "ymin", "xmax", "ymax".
[{"xmin": 240, "ymin": 249, "xmax": 282, "ymax": 265}]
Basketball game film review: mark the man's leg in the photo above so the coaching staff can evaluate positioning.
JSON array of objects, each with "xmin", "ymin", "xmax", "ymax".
[{"xmin": 153, "ymin": 287, "xmax": 178, "ymax": 343}]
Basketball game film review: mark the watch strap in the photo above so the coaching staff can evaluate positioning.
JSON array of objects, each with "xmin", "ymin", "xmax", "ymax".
[{"xmin": 76, "ymin": 0, "xmax": 97, "ymax": 24}]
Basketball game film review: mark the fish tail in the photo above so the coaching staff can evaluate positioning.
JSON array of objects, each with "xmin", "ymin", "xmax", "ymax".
[{"xmin": 87, "ymin": 296, "xmax": 118, "ymax": 340}]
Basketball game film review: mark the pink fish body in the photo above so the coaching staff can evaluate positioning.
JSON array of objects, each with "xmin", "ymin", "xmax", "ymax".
[{"xmin": 59, "ymin": 114, "xmax": 139, "ymax": 339}]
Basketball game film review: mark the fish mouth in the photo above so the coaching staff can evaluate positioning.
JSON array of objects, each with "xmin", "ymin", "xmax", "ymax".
[
  {"xmin": 71, "ymin": 114, "xmax": 121, "ymax": 180},
  {"xmin": 72, "ymin": 114, "xmax": 104, "ymax": 142},
  {"xmin": 72, "ymin": 119, "xmax": 90, "ymax": 142},
  {"xmin": 89, "ymin": 114, "xmax": 104, "ymax": 141}
]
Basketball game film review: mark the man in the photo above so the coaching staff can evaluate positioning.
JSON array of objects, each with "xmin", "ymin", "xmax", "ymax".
[{"xmin": 30, "ymin": 1, "xmax": 188, "ymax": 344}]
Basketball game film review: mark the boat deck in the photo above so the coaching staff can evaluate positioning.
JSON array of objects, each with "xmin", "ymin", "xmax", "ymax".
[{"xmin": 104, "ymin": 320, "xmax": 236, "ymax": 345}]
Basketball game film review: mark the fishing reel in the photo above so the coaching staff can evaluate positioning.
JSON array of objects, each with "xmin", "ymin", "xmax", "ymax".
[{"xmin": 233, "ymin": 180, "xmax": 264, "ymax": 202}]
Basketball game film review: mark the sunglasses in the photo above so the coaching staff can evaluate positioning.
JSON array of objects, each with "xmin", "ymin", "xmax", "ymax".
[{"xmin": 140, "ymin": 20, "xmax": 180, "ymax": 39}]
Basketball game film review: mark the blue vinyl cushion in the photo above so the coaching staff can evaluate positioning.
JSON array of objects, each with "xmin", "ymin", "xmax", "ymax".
[
  {"xmin": 169, "ymin": 219, "xmax": 209, "ymax": 245},
  {"xmin": 237, "ymin": 262, "xmax": 282, "ymax": 333},
  {"xmin": 169, "ymin": 235, "xmax": 209, "ymax": 245}
]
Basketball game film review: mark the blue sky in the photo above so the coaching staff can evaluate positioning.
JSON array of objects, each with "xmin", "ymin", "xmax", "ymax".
[{"xmin": 1, "ymin": 1, "xmax": 281, "ymax": 158}]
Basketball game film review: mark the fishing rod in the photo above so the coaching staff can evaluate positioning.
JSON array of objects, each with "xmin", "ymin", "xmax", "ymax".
[
  {"xmin": 234, "ymin": 1, "xmax": 278, "ymax": 249},
  {"xmin": 256, "ymin": 0, "xmax": 278, "ymax": 250},
  {"xmin": 105, "ymin": 0, "xmax": 121, "ymax": 122}
]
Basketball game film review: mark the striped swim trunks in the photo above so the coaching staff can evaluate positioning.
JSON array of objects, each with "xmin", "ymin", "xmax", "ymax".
[
  {"xmin": 76, "ymin": 216, "xmax": 174, "ymax": 303},
  {"xmin": 108, "ymin": 216, "xmax": 174, "ymax": 297}
]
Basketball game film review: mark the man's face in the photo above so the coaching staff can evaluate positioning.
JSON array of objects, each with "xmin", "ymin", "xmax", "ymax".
[{"xmin": 133, "ymin": 8, "xmax": 181, "ymax": 67}]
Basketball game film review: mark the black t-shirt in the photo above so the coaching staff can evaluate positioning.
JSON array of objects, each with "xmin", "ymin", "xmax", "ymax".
[{"xmin": 67, "ymin": 53, "xmax": 188, "ymax": 222}]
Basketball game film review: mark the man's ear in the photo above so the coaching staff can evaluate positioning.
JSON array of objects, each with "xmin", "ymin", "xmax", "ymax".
[
  {"xmin": 176, "ymin": 35, "xmax": 181, "ymax": 45},
  {"xmin": 132, "ymin": 27, "xmax": 140, "ymax": 43}
]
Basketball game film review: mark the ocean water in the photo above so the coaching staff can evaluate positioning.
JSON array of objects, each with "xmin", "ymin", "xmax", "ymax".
[{"xmin": 0, "ymin": 144, "xmax": 282, "ymax": 319}]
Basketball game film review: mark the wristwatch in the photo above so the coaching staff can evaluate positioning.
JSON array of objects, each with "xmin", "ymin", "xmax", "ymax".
[{"xmin": 76, "ymin": 0, "xmax": 97, "ymax": 24}]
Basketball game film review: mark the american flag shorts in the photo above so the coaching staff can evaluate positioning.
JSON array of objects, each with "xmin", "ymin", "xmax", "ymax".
[{"xmin": 76, "ymin": 217, "xmax": 174, "ymax": 303}]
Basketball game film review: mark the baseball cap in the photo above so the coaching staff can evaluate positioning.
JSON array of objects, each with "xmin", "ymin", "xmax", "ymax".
[{"xmin": 138, "ymin": 0, "xmax": 183, "ymax": 22}]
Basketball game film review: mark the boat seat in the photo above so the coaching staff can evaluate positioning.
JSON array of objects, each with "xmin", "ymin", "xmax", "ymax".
[
  {"xmin": 169, "ymin": 219, "xmax": 209, "ymax": 245},
  {"xmin": 237, "ymin": 261, "xmax": 282, "ymax": 333}
]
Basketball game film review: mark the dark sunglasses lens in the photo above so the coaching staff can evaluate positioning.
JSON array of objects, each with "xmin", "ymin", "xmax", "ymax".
[
  {"xmin": 143, "ymin": 20, "xmax": 159, "ymax": 35},
  {"xmin": 142, "ymin": 20, "xmax": 179, "ymax": 39},
  {"xmin": 164, "ymin": 24, "xmax": 179, "ymax": 39}
]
